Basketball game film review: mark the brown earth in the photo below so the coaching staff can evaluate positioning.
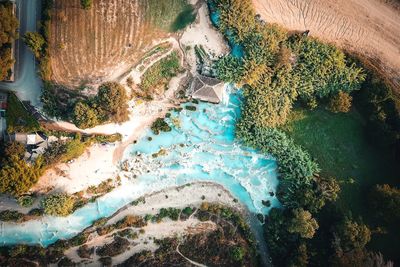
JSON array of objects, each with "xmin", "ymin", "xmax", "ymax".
[
  {"xmin": 253, "ymin": 0, "xmax": 400, "ymax": 90},
  {"xmin": 49, "ymin": 0, "xmax": 172, "ymax": 88}
]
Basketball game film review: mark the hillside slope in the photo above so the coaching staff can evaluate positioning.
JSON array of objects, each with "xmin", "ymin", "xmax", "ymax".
[
  {"xmin": 49, "ymin": 0, "xmax": 190, "ymax": 87},
  {"xmin": 253, "ymin": 0, "xmax": 400, "ymax": 90}
]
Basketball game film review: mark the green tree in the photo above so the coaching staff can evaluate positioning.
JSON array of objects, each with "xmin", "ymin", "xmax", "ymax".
[
  {"xmin": 287, "ymin": 208, "xmax": 319, "ymax": 239},
  {"xmin": 336, "ymin": 219, "xmax": 371, "ymax": 252},
  {"xmin": 23, "ymin": 32, "xmax": 45, "ymax": 58},
  {"xmin": 288, "ymin": 243, "xmax": 309, "ymax": 267},
  {"xmin": 3, "ymin": 141, "xmax": 26, "ymax": 161},
  {"xmin": 370, "ymin": 184, "xmax": 400, "ymax": 223},
  {"xmin": 73, "ymin": 101, "xmax": 99, "ymax": 129},
  {"xmin": 80, "ymin": 0, "xmax": 93, "ymax": 9},
  {"xmin": 0, "ymin": 156, "xmax": 44, "ymax": 196},
  {"xmin": 328, "ymin": 91, "xmax": 353, "ymax": 113},
  {"xmin": 230, "ymin": 246, "xmax": 245, "ymax": 262},
  {"xmin": 42, "ymin": 194, "xmax": 75, "ymax": 216},
  {"xmin": 0, "ymin": 47, "xmax": 14, "ymax": 80},
  {"xmin": 0, "ymin": 3, "xmax": 19, "ymax": 46},
  {"xmin": 96, "ymin": 82, "xmax": 129, "ymax": 123}
]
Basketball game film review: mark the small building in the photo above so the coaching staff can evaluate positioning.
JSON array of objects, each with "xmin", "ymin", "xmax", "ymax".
[
  {"xmin": 9, "ymin": 132, "xmax": 49, "ymax": 159},
  {"xmin": 190, "ymin": 75, "xmax": 225, "ymax": 104}
]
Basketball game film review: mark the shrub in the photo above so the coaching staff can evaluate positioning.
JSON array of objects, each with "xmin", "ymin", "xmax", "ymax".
[
  {"xmin": 287, "ymin": 208, "xmax": 319, "ymax": 239},
  {"xmin": 230, "ymin": 246, "xmax": 245, "ymax": 262},
  {"xmin": 369, "ymin": 184, "xmax": 400, "ymax": 223},
  {"xmin": 80, "ymin": 0, "xmax": 92, "ymax": 9},
  {"xmin": 151, "ymin": 118, "xmax": 171, "ymax": 135},
  {"xmin": 97, "ymin": 236, "xmax": 129, "ymax": 257},
  {"xmin": 3, "ymin": 141, "xmax": 26, "ymax": 161},
  {"xmin": 17, "ymin": 195, "xmax": 34, "ymax": 207},
  {"xmin": 96, "ymin": 82, "xmax": 129, "ymax": 123},
  {"xmin": 23, "ymin": 32, "xmax": 45, "ymax": 58},
  {"xmin": 328, "ymin": 91, "xmax": 352, "ymax": 113},
  {"xmin": 73, "ymin": 101, "xmax": 99, "ymax": 129},
  {"xmin": 0, "ymin": 210, "xmax": 24, "ymax": 222},
  {"xmin": 42, "ymin": 194, "xmax": 75, "ymax": 216},
  {"xmin": 0, "ymin": 156, "xmax": 44, "ymax": 196},
  {"xmin": 6, "ymin": 93, "xmax": 41, "ymax": 133},
  {"xmin": 185, "ymin": 105, "xmax": 196, "ymax": 111}
]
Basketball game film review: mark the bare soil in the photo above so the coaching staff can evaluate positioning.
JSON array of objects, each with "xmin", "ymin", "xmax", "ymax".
[{"xmin": 253, "ymin": 0, "xmax": 400, "ymax": 90}]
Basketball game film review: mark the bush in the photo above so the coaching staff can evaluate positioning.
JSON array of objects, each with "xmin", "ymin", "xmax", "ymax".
[
  {"xmin": 2, "ymin": 141, "xmax": 26, "ymax": 161},
  {"xmin": 0, "ymin": 156, "xmax": 44, "ymax": 196},
  {"xmin": 0, "ymin": 2, "xmax": 19, "ymax": 80},
  {"xmin": 185, "ymin": 105, "xmax": 196, "ymax": 111},
  {"xmin": 369, "ymin": 184, "xmax": 400, "ymax": 223},
  {"xmin": 80, "ymin": 0, "xmax": 92, "ymax": 9},
  {"xmin": 151, "ymin": 118, "xmax": 171, "ymax": 135},
  {"xmin": 0, "ymin": 210, "xmax": 24, "ymax": 222},
  {"xmin": 96, "ymin": 82, "xmax": 130, "ymax": 123},
  {"xmin": 6, "ymin": 93, "xmax": 41, "ymax": 133},
  {"xmin": 328, "ymin": 91, "xmax": 352, "ymax": 113},
  {"xmin": 17, "ymin": 195, "xmax": 34, "ymax": 207},
  {"xmin": 287, "ymin": 208, "xmax": 319, "ymax": 239},
  {"xmin": 230, "ymin": 246, "xmax": 245, "ymax": 262},
  {"xmin": 97, "ymin": 236, "xmax": 129, "ymax": 257},
  {"xmin": 73, "ymin": 101, "xmax": 99, "ymax": 129},
  {"xmin": 41, "ymin": 194, "xmax": 75, "ymax": 216},
  {"xmin": 23, "ymin": 32, "xmax": 45, "ymax": 58}
]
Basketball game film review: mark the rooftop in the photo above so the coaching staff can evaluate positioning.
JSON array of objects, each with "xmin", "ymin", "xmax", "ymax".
[{"xmin": 190, "ymin": 75, "xmax": 225, "ymax": 104}]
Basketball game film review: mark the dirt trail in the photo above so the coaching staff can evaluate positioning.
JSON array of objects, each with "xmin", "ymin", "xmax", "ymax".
[{"xmin": 253, "ymin": 0, "xmax": 400, "ymax": 89}]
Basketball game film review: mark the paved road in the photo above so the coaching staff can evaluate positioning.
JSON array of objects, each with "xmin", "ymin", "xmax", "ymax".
[{"xmin": 0, "ymin": 0, "xmax": 42, "ymax": 107}]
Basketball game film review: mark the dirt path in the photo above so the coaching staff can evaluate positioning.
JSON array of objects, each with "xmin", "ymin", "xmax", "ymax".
[{"xmin": 253, "ymin": 0, "xmax": 400, "ymax": 90}]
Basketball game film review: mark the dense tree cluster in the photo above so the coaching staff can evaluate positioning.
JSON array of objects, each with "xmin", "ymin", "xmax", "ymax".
[
  {"xmin": 0, "ymin": 142, "xmax": 43, "ymax": 197},
  {"xmin": 209, "ymin": 0, "xmax": 396, "ymax": 265},
  {"xmin": 72, "ymin": 82, "xmax": 129, "ymax": 128},
  {"xmin": 23, "ymin": 32, "xmax": 45, "ymax": 58},
  {"xmin": 328, "ymin": 91, "xmax": 353, "ymax": 113},
  {"xmin": 0, "ymin": 2, "xmax": 18, "ymax": 80},
  {"xmin": 0, "ymin": 156, "xmax": 44, "ymax": 196},
  {"xmin": 213, "ymin": 0, "xmax": 365, "ymax": 128},
  {"xmin": 41, "ymin": 193, "xmax": 75, "ymax": 216},
  {"xmin": 369, "ymin": 184, "xmax": 400, "ymax": 224}
]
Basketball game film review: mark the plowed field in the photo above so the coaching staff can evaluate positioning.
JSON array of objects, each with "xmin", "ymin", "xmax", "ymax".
[{"xmin": 49, "ymin": 0, "xmax": 191, "ymax": 87}]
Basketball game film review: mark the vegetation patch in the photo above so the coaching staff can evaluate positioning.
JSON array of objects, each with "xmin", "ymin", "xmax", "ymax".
[
  {"xmin": 145, "ymin": 0, "xmax": 193, "ymax": 32},
  {"xmin": 140, "ymin": 51, "xmax": 181, "ymax": 96},
  {"xmin": 211, "ymin": 0, "xmax": 399, "ymax": 264},
  {"xmin": 0, "ymin": 2, "xmax": 18, "ymax": 81},
  {"xmin": 150, "ymin": 118, "xmax": 172, "ymax": 135},
  {"xmin": 41, "ymin": 194, "xmax": 75, "ymax": 217},
  {"xmin": 170, "ymin": 4, "xmax": 196, "ymax": 32},
  {"xmin": 6, "ymin": 93, "xmax": 41, "ymax": 133}
]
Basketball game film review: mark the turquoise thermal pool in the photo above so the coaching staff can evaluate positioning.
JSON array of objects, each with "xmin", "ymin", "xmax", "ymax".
[{"xmin": 0, "ymin": 88, "xmax": 279, "ymax": 247}]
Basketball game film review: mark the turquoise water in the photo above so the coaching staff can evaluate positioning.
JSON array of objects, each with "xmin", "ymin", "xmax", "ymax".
[
  {"xmin": 124, "ymin": 88, "xmax": 279, "ymax": 214},
  {"xmin": 0, "ymin": 87, "xmax": 279, "ymax": 247}
]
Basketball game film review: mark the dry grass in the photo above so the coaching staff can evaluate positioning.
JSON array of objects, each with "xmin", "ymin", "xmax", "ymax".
[{"xmin": 49, "ymin": 0, "xmax": 188, "ymax": 87}]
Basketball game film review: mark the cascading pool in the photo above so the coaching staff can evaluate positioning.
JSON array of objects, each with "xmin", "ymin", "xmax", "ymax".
[{"xmin": 0, "ymin": 87, "xmax": 279, "ymax": 247}]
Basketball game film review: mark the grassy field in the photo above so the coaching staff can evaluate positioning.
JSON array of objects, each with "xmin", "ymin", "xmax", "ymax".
[
  {"xmin": 145, "ymin": 0, "xmax": 195, "ymax": 32},
  {"xmin": 281, "ymin": 107, "xmax": 400, "ymax": 261}
]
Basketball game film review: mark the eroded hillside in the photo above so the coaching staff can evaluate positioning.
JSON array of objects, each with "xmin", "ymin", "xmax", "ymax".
[
  {"xmin": 50, "ymin": 0, "xmax": 191, "ymax": 87},
  {"xmin": 253, "ymin": 0, "xmax": 400, "ymax": 89}
]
